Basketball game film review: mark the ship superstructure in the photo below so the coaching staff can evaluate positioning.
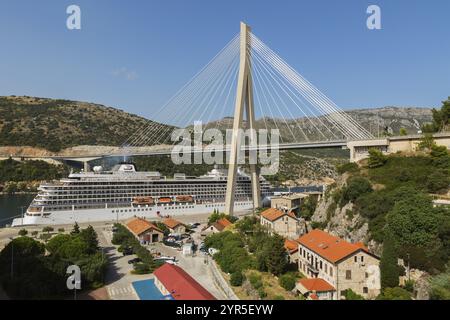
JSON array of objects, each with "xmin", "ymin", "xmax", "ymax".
[{"xmin": 13, "ymin": 163, "xmax": 270, "ymax": 226}]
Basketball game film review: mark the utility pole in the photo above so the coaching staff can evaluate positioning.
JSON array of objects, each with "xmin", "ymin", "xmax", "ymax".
[
  {"xmin": 9, "ymin": 237, "xmax": 14, "ymax": 280},
  {"xmin": 407, "ymin": 253, "xmax": 411, "ymax": 281},
  {"xmin": 20, "ymin": 206, "xmax": 25, "ymax": 225}
]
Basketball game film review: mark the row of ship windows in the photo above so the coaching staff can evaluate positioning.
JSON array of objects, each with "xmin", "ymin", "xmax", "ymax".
[
  {"xmin": 44, "ymin": 188, "xmax": 246, "ymax": 193},
  {"xmin": 36, "ymin": 197, "xmax": 250, "ymax": 206},
  {"xmin": 38, "ymin": 192, "xmax": 251, "ymax": 200},
  {"xmin": 43, "ymin": 184, "xmax": 254, "ymax": 189},
  {"xmin": 40, "ymin": 201, "xmax": 251, "ymax": 212}
]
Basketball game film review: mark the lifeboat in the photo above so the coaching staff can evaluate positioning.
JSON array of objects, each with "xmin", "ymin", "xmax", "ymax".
[
  {"xmin": 175, "ymin": 195, "xmax": 193, "ymax": 203},
  {"xmin": 158, "ymin": 197, "xmax": 172, "ymax": 203},
  {"xmin": 132, "ymin": 196, "xmax": 154, "ymax": 205}
]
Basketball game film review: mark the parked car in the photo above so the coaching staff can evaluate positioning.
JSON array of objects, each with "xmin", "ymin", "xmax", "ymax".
[
  {"xmin": 154, "ymin": 256, "xmax": 178, "ymax": 264},
  {"xmin": 128, "ymin": 257, "xmax": 141, "ymax": 264},
  {"xmin": 122, "ymin": 247, "xmax": 133, "ymax": 256},
  {"xmin": 208, "ymin": 248, "xmax": 219, "ymax": 256}
]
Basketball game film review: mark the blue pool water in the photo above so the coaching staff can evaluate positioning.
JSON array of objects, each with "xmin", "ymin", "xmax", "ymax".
[{"xmin": 132, "ymin": 279, "xmax": 173, "ymax": 300}]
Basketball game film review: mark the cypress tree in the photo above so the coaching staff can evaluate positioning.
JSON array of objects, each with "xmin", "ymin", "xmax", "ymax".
[{"xmin": 380, "ymin": 230, "xmax": 399, "ymax": 288}]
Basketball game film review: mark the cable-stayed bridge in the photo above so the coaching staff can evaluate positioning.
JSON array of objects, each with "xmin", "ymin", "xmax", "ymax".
[
  {"xmin": 105, "ymin": 22, "xmax": 374, "ymax": 215},
  {"xmin": 13, "ymin": 22, "xmax": 398, "ymax": 215},
  {"xmin": 120, "ymin": 25, "xmax": 373, "ymax": 150}
]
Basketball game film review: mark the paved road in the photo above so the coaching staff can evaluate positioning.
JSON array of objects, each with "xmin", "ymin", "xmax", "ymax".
[
  {"xmin": 96, "ymin": 226, "xmax": 153, "ymax": 300},
  {"xmin": 151, "ymin": 224, "xmax": 229, "ymax": 300},
  {"xmin": 0, "ymin": 212, "xmax": 250, "ymax": 300},
  {"xmin": 0, "ymin": 211, "xmax": 251, "ymax": 248}
]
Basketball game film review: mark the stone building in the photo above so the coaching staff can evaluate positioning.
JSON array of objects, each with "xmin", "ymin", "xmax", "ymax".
[
  {"xmin": 270, "ymin": 193, "xmax": 308, "ymax": 211},
  {"xmin": 201, "ymin": 217, "xmax": 232, "ymax": 235},
  {"xmin": 260, "ymin": 208, "xmax": 300, "ymax": 239},
  {"xmin": 162, "ymin": 218, "xmax": 186, "ymax": 235},
  {"xmin": 126, "ymin": 217, "xmax": 164, "ymax": 244},
  {"xmin": 296, "ymin": 229, "xmax": 381, "ymax": 300}
]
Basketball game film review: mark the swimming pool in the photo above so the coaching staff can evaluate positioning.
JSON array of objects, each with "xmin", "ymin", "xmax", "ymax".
[{"xmin": 132, "ymin": 279, "xmax": 173, "ymax": 300}]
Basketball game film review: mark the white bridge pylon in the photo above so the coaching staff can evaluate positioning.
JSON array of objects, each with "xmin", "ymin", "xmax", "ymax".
[
  {"xmin": 225, "ymin": 22, "xmax": 260, "ymax": 215},
  {"xmin": 119, "ymin": 22, "xmax": 374, "ymax": 215}
]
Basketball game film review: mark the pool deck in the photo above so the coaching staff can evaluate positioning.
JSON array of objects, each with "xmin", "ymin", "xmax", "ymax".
[{"xmin": 132, "ymin": 279, "xmax": 173, "ymax": 300}]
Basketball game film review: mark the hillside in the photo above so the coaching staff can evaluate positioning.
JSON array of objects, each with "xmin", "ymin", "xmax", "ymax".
[
  {"xmin": 309, "ymin": 149, "xmax": 450, "ymax": 275},
  {"xmin": 0, "ymin": 96, "xmax": 434, "ymax": 152},
  {"xmin": 0, "ymin": 96, "xmax": 173, "ymax": 152},
  {"xmin": 203, "ymin": 106, "xmax": 433, "ymax": 141}
]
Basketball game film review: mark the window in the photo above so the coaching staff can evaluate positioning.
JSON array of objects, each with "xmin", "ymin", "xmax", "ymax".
[
  {"xmin": 365, "ymin": 272, "xmax": 369, "ymax": 278},
  {"xmin": 346, "ymin": 270, "xmax": 352, "ymax": 280},
  {"xmin": 363, "ymin": 287, "xmax": 368, "ymax": 294},
  {"xmin": 325, "ymin": 264, "xmax": 328, "ymax": 273},
  {"xmin": 354, "ymin": 256, "xmax": 357, "ymax": 262},
  {"xmin": 330, "ymin": 268, "xmax": 333, "ymax": 277},
  {"xmin": 361, "ymin": 256, "xmax": 364, "ymax": 262}
]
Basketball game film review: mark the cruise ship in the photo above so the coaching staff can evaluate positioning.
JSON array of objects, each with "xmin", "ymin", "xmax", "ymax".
[{"xmin": 12, "ymin": 163, "xmax": 271, "ymax": 226}]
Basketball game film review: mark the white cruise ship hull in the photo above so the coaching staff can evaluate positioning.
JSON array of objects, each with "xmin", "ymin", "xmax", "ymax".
[{"xmin": 11, "ymin": 200, "xmax": 254, "ymax": 227}]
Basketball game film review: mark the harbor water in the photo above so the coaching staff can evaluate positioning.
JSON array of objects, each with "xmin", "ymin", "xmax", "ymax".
[{"xmin": 0, "ymin": 194, "xmax": 35, "ymax": 227}]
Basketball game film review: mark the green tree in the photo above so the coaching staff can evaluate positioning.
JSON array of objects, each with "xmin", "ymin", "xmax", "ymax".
[
  {"xmin": 46, "ymin": 234, "xmax": 72, "ymax": 255},
  {"xmin": 431, "ymin": 97, "xmax": 450, "ymax": 132},
  {"xmin": 230, "ymin": 271, "xmax": 244, "ymax": 287},
  {"xmin": 42, "ymin": 226, "xmax": 54, "ymax": 234},
  {"xmin": 18, "ymin": 229, "xmax": 28, "ymax": 237},
  {"xmin": 4, "ymin": 182, "xmax": 17, "ymax": 194},
  {"xmin": 418, "ymin": 133, "xmax": 435, "ymax": 150},
  {"xmin": 79, "ymin": 225, "xmax": 99, "ymax": 255},
  {"xmin": 429, "ymin": 267, "xmax": 450, "ymax": 300},
  {"xmin": 299, "ymin": 196, "xmax": 318, "ymax": 220},
  {"xmin": 342, "ymin": 289, "xmax": 365, "ymax": 300},
  {"xmin": 377, "ymin": 287, "xmax": 411, "ymax": 300},
  {"xmin": 337, "ymin": 162, "xmax": 359, "ymax": 174},
  {"xmin": 31, "ymin": 230, "xmax": 38, "ymax": 238},
  {"xmin": 426, "ymin": 170, "xmax": 450, "ymax": 194},
  {"xmin": 264, "ymin": 234, "xmax": 288, "ymax": 275},
  {"xmin": 399, "ymin": 127, "xmax": 408, "ymax": 136},
  {"xmin": 368, "ymin": 148, "xmax": 387, "ymax": 168},
  {"xmin": 70, "ymin": 222, "xmax": 80, "ymax": 235},
  {"xmin": 380, "ymin": 231, "xmax": 399, "ymax": 288},
  {"xmin": 386, "ymin": 194, "xmax": 440, "ymax": 249},
  {"xmin": 278, "ymin": 273, "xmax": 297, "ymax": 291},
  {"xmin": 341, "ymin": 176, "xmax": 373, "ymax": 204},
  {"xmin": 430, "ymin": 144, "xmax": 449, "ymax": 158}
]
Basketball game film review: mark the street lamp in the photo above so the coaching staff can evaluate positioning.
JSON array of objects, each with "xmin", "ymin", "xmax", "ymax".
[
  {"xmin": 20, "ymin": 206, "xmax": 26, "ymax": 225},
  {"xmin": 407, "ymin": 253, "xmax": 411, "ymax": 281},
  {"xmin": 9, "ymin": 237, "xmax": 14, "ymax": 280}
]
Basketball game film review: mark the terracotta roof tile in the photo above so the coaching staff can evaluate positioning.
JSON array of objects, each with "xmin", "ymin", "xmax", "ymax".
[
  {"xmin": 162, "ymin": 218, "xmax": 184, "ymax": 229},
  {"xmin": 284, "ymin": 239, "xmax": 299, "ymax": 253},
  {"xmin": 126, "ymin": 218, "xmax": 163, "ymax": 236},
  {"xmin": 298, "ymin": 278, "xmax": 335, "ymax": 292},
  {"xmin": 297, "ymin": 229, "xmax": 369, "ymax": 263},
  {"xmin": 217, "ymin": 218, "xmax": 232, "ymax": 228},
  {"xmin": 154, "ymin": 263, "xmax": 216, "ymax": 300},
  {"xmin": 260, "ymin": 208, "xmax": 297, "ymax": 222}
]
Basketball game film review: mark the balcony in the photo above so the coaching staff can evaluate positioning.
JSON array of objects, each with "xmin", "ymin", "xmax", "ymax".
[{"xmin": 307, "ymin": 263, "xmax": 319, "ymax": 274}]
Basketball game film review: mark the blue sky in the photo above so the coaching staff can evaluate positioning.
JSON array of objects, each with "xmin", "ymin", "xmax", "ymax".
[{"xmin": 0, "ymin": 0, "xmax": 449, "ymax": 120}]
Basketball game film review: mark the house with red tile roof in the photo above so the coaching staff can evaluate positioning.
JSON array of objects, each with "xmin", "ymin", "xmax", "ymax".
[
  {"xmin": 202, "ymin": 217, "xmax": 233, "ymax": 235},
  {"xmin": 296, "ymin": 229, "xmax": 380, "ymax": 300},
  {"xmin": 126, "ymin": 218, "xmax": 164, "ymax": 244},
  {"xmin": 162, "ymin": 218, "xmax": 186, "ymax": 234},
  {"xmin": 153, "ymin": 263, "xmax": 216, "ymax": 300},
  {"xmin": 297, "ymin": 278, "xmax": 336, "ymax": 300},
  {"xmin": 284, "ymin": 239, "xmax": 299, "ymax": 263},
  {"xmin": 260, "ymin": 208, "xmax": 300, "ymax": 239}
]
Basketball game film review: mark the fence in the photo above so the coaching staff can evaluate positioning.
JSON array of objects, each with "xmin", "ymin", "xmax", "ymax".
[{"xmin": 207, "ymin": 256, "xmax": 239, "ymax": 300}]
